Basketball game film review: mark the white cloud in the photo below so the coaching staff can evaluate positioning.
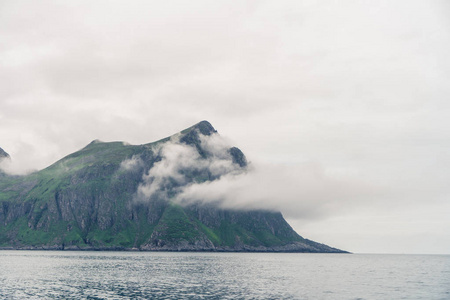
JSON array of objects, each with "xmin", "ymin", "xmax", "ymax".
[
  {"xmin": 133, "ymin": 133, "xmax": 244, "ymax": 203},
  {"xmin": 119, "ymin": 155, "xmax": 144, "ymax": 172},
  {"xmin": 176, "ymin": 161, "xmax": 381, "ymax": 219},
  {"xmin": 129, "ymin": 131, "xmax": 381, "ymax": 222}
]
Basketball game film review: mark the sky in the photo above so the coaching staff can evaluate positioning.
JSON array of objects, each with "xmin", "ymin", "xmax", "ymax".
[{"xmin": 1, "ymin": 0, "xmax": 449, "ymax": 254}]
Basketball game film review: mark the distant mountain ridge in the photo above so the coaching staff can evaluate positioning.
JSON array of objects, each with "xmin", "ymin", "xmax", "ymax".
[{"xmin": 0, "ymin": 121, "xmax": 346, "ymax": 252}]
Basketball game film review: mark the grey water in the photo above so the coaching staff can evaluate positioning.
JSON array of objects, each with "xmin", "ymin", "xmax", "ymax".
[{"xmin": 0, "ymin": 251, "xmax": 449, "ymax": 299}]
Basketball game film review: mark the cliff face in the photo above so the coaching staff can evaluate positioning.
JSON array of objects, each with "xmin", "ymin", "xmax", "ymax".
[{"xmin": 0, "ymin": 121, "xmax": 345, "ymax": 252}]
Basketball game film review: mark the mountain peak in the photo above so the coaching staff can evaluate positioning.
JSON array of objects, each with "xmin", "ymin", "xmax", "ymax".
[
  {"xmin": 0, "ymin": 147, "xmax": 10, "ymax": 160},
  {"xmin": 192, "ymin": 120, "xmax": 217, "ymax": 136},
  {"xmin": 180, "ymin": 121, "xmax": 217, "ymax": 148}
]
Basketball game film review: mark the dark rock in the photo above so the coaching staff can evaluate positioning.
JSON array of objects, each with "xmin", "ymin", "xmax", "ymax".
[
  {"xmin": 229, "ymin": 147, "xmax": 247, "ymax": 167},
  {"xmin": 0, "ymin": 147, "xmax": 10, "ymax": 165}
]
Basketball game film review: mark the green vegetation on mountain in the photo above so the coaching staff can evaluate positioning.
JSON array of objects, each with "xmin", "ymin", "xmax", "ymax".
[{"xmin": 0, "ymin": 121, "xmax": 345, "ymax": 252}]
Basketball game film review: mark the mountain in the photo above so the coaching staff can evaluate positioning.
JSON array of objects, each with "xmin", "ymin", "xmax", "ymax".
[
  {"xmin": 0, "ymin": 147, "xmax": 10, "ymax": 161},
  {"xmin": 0, "ymin": 121, "xmax": 346, "ymax": 252}
]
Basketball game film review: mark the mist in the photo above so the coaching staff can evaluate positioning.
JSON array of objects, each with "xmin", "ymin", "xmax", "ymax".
[
  {"xmin": 123, "ymin": 130, "xmax": 380, "ymax": 221},
  {"xmin": 177, "ymin": 161, "xmax": 380, "ymax": 220}
]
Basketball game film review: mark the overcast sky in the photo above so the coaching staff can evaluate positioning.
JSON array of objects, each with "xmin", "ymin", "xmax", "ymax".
[{"xmin": 1, "ymin": 0, "xmax": 449, "ymax": 254}]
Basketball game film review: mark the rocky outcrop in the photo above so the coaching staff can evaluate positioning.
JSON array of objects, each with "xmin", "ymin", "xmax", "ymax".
[
  {"xmin": 0, "ymin": 147, "xmax": 10, "ymax": 171},
  {"xmin": 0, "ymin": 147, "xmax": 9, "ymax": 160}
]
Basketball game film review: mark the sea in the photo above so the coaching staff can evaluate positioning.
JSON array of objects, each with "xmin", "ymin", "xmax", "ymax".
[{"xmin": 0, "ymin": 251, "xmax": 448, "ymax": 299}]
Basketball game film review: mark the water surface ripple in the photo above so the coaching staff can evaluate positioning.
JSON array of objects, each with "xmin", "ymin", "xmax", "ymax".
[{"xmin": 0, "ymin": 251, "xmax": 448, "ymax": 299}]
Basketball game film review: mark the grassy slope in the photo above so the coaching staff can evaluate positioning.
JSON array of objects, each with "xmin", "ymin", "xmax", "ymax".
[{"xmin": 0, "ymin": 141, "xmax": 140, "ymax": 247}]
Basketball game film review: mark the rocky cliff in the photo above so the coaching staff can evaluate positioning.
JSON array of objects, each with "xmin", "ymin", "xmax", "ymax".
[{"xmin": 0, "ymin": 121, "xmax": 346, "ymax": 252}]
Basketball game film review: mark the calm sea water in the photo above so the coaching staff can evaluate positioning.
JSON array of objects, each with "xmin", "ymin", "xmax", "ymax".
[{"xmin": 0, "ymin": 251, "xmax": 448, "ymax": 299}]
